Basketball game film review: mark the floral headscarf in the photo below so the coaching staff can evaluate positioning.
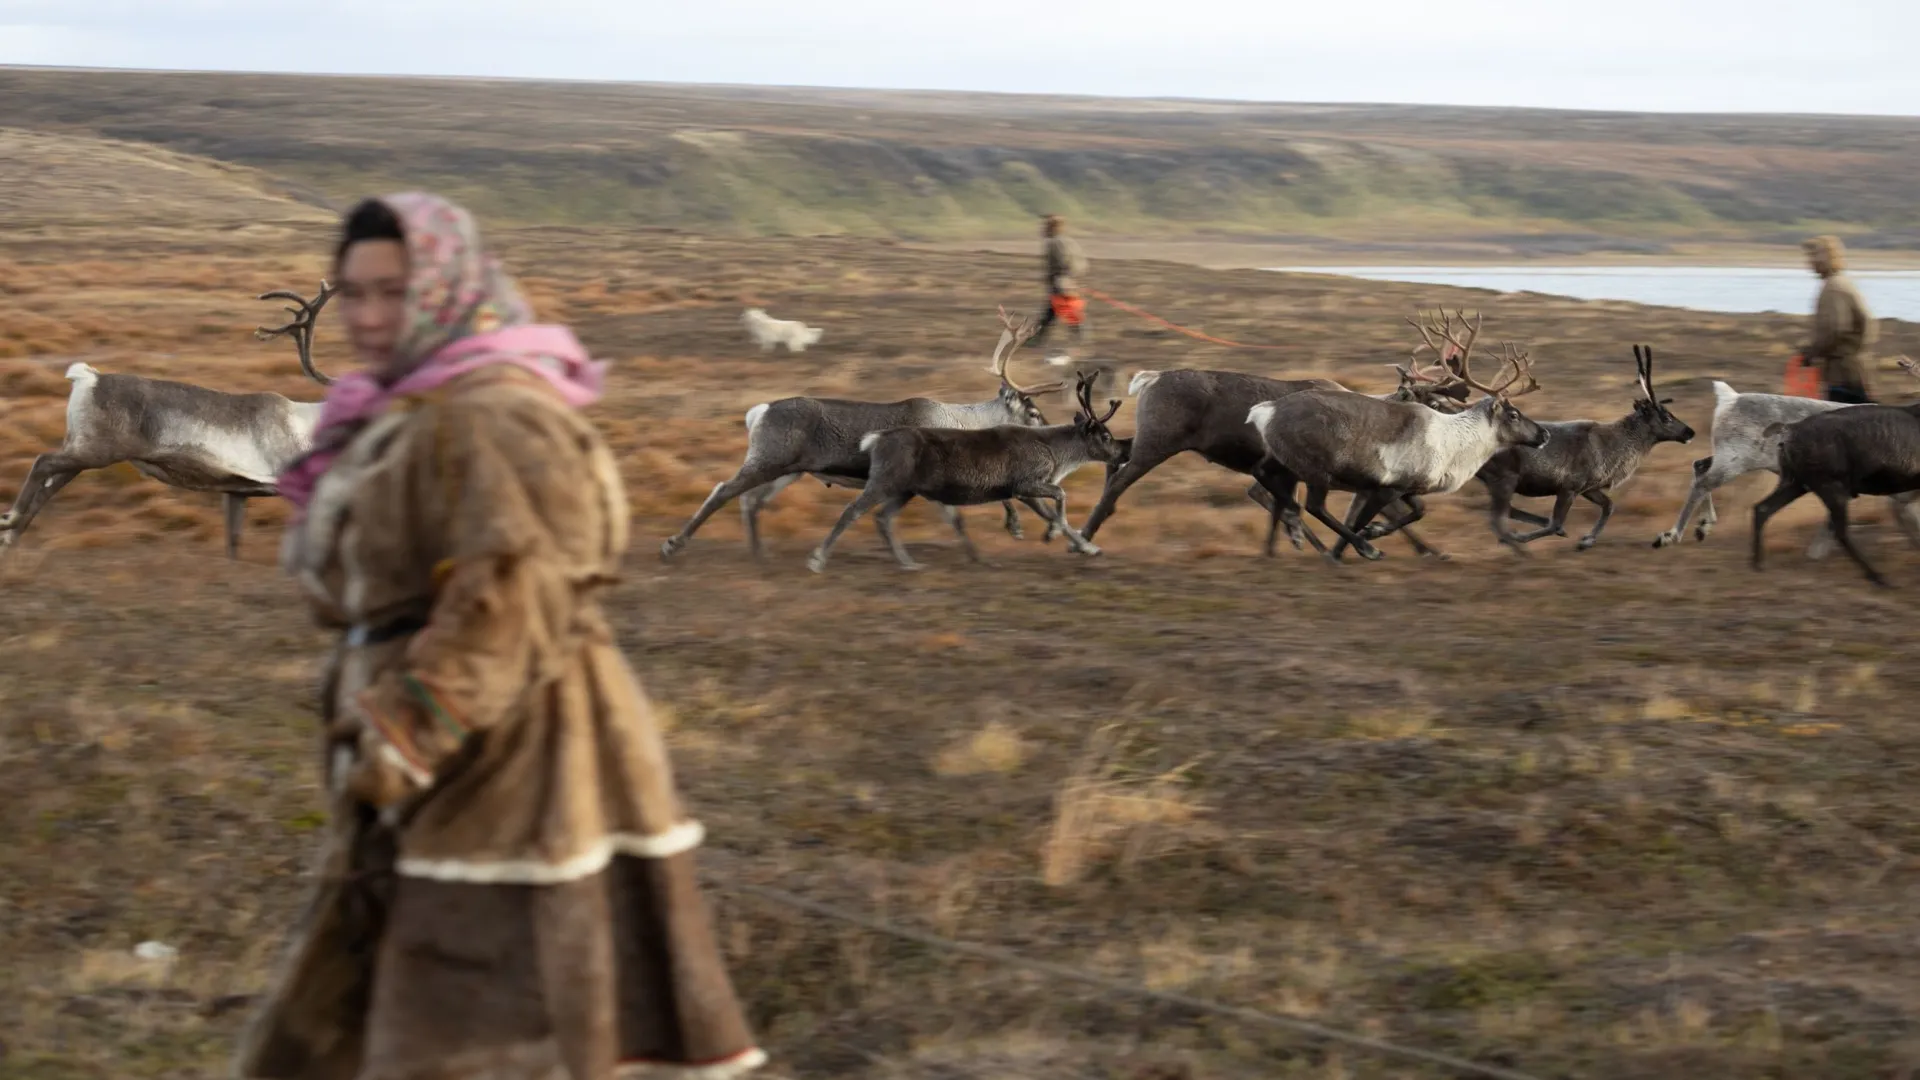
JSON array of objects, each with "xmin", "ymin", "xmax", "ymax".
[
  {"xmin": 275, "ymin": 192, "xmax": 607, "ymax": 513},
  {"xmin": 382, "ymin": 191, "xmax": 535, "ymax": 364}
]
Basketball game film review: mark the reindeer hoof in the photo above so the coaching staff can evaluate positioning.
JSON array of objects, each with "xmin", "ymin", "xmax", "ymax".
[
  {"xmin": 660, "ymin": 537, "xmax": 686, "ymax": 559},
  {"xmin": 1072, "ymin": 542, "xmax": 1103, "ymax": 557},
  {"xmin": 1576, "ymin": 537, "xmax": 1598, "ymax": 551},
  {"xmin": 1361, "ymin": 523, "xmax": 1389, "ymax": 540},
  {"xmin": 897, "ymin": 561, "xmax": 924, "ymax": 572},
  {"xmin": 1651, "ymin": 534, "xmax": 1671, "ymax": 548},
  {"xmin": 1694, "ymin": 526, "xmax": 1712, "ymax": 542},
  {"xmin": 806, "ymin": 551, "xmax": 829, "ymax": 574},
  {"xmin": 1424, "ymin": 551, "xmax": 1452, "ymax": 562}
]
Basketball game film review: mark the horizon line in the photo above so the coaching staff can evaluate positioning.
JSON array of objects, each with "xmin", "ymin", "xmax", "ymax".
[{"xmin": 4, "ymin": 62, "xmax": 1916, "ymax": 123}]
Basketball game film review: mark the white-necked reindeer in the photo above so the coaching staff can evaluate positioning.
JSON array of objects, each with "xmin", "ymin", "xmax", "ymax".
[
  {"xmin": 0, "ymin": 283, "xmax": 335, "ymax": 559},
  {"xmin": 1247, "ymin": 311, "xmax": 1549, "ymax": 562}
]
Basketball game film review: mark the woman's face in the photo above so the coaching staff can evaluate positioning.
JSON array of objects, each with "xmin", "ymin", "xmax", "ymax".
[{"xmin": 336, "ymin": 238, "xmax": 411, "ymax": 378}]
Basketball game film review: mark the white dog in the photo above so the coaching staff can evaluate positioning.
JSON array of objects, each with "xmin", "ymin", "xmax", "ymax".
[{"xmin": 740, "ymin": 307, "xmax": 824, "ymax": 353}]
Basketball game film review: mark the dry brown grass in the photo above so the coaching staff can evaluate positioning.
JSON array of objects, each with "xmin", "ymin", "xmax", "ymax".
[{"xmin": 3, "ymin": 189, "xmax": 1920, "ymax": 1080}]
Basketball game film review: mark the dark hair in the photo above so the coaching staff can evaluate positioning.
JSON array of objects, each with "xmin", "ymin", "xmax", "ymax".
[{"xmin": 333, "ymin": 197, "xmax": 405, "ymax": 266}]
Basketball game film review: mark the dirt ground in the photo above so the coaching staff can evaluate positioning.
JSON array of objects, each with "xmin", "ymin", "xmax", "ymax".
[{"xmin": 4, "ymin": 223, "xmax": 1920, "ymax": 1079}]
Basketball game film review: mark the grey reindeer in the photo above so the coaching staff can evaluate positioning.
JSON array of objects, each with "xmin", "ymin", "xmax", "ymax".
[
  {"xmin": 661, "ymin": 307, "xmax": 1071, "ymax": 559},
  {"xmin": 1653, "ymin": 377, "xmax": 1920, "ymax": 557},
  {"xmin": 1751, "ymin": 357, "xmax": 1920, "ymax": 587},
  {"xmin": 807, "ymin": 370, "xmax": 1125, "ymax": 573},
  {"xmin": 1474, "ymin": 343, "xmax": 1696, "ymax": 550},
  {"xmin": 0, "ymin": 282, "xmax": 336, "ymax": 560},
  {"xmin": 1247, "ymin": 317, "xmax": 1548, "ymax": 562}
]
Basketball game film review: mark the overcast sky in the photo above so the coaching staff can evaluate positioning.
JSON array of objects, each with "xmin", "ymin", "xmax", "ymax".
[{"xmin": 2, "ymin": 0, "xmax": 1916, "ymax": 116}]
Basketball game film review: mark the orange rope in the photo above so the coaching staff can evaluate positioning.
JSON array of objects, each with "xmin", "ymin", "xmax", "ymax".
[{"xmin": 1081, "ymin": 288, "xmax": 1293, "ymax": 351}]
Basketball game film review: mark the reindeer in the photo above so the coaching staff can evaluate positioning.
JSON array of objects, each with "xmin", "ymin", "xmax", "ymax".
[
  {"xmin": 1751, "ymin": 357, "xmax": 1920, "ymax": 587},
  {"xmin": 1653, "ymin": 378, "xmax": 1920, "ymax": 558},
  {"xmin": 1472, "ymin": 343, "xmax": 1696, "ymax": 550},
  {"xmin": 806, "ymin": 371, "xmax": 1124, "ymax": 573},
  {"xmin": 1077, "ymin": 361, "xmax": 1471, "ymax": 554},
  {"xmin": 661, "ymin": 308, "xmax": 1070, "ymax": 559},
  {"xmin": 1247, "ymin": 312, "xmax": 1547, "ymax": 562},
  {"xmin": 0, "ymin": 283, "xmax": 335, "ymax": 560}
]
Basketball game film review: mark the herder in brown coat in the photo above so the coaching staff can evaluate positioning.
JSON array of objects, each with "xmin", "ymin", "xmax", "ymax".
[
  {"xmin": 233, "ymin": 191, "xmax": 765, "ymax": 1080},
  {"xmin": 1802, "ymin": 234, "xmax": 1880, "ymax": 403}
]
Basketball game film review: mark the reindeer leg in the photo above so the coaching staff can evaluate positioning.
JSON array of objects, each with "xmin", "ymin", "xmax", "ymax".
[
  {"xmin": 223, "ymin": 493, "xmax": 247, "ymax": 560},
  {"xmin": 1480, "ymin": 473, "xmax": 1528, "ymax": 552},
  {"xmin": 807, "ymin": 487, "xmax": 888, "ymax": 574},
  {"xmin": 1749, "ymin": 475, "xmax": 1807, "ymax": 574},
  {"xmin": 1574, "ymin": 490, "xmax": 1615, "ymax": 550},
  {"xmin": 1315, "ymin": 487, "xmax": 1384, "ymax": 562},
  {"xmin": 1362, "ymin": 496, "xmax": 1449, "ymax": 560},
  {"xmin": 1499, "ymin": 505, "xmax": 1552, "ymax": 528},
  {"xmin": 1892, "ymin": 492, "xmax": 1920, "ymax": 550},
  {"xmin": 1250, "ymin": 468, "xmax": 1316, "ymax": 557},
  {"xmin": 1335, "ymin": 489, "xmax": 1397, "ymax": 557},
  {"xmin": 1250, "ymin": 463, "xmax": 1310, "ymax": 551},
  {"xmin": 1353, "ymin": 494, "xmax": 1443, "ymax": 556},
  {"xmin": 1814, "ymin": 485, "xmax": 1887, "ymax": 587},
  {"xmin": 1511, "ymin": 491, "xmax": 1575, "ymax": 543},
  {"xmin": 740, "ymin": 473, "xmax": 804, "ymax": 559},
  {"xmin": 942, "ymin": 505, "xmax": 988, "ymax": 565},
  {"xmin": 1000, "ymin": 500, "xmax": 1027, "ymax": 540},
  {"xmin": 663, "ymin": 462, "xmax": 796, "ymax": 558},
  {"xmin": 1654, "ymin": 455, "xmax": 1719, "ymax": 548},
  {"xmin": 1080, "ymin": 446, "xmax": 1175, "ymax": 542},
  {"xmin": 0, "ymin": 452, "xmax": 89, "ymax": 552},
  {"xmin": 873, "ymin": 494, "xmax": 923, "ymax": 571},
  {"xmin": 1019, "ymin": 486, "xmax": 1100, "ymax": 556}
]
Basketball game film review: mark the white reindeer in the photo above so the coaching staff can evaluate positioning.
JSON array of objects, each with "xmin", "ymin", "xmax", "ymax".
[{"xmin": 0, "ymin": 283, "xmax": 336, "ymax": 559}]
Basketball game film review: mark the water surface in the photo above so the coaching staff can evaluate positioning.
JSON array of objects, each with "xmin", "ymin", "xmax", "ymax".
[{"xmin": 1269, "ymin": 265, "xmax": 1920, "ymax": 322}]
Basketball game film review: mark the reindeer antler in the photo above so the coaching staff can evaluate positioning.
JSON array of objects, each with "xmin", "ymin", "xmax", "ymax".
[
  {"xmin": 1068, "ymin": 369, "xmax": 1121, "ymax": 426},
  {"xmin": 1408, "ymin": 309, "xmax": 1536, "ymax": 399},
  {"xmin": 988, "ymin": 304, "xmax": 1067, "ymax": 397},
  {"xmin": 255, "ymin": 280, "xmax": 337, "ymax": 387},
  {"xmin": 1898, "ymin": 355, "xmax": 1919, "ymax": 384}
]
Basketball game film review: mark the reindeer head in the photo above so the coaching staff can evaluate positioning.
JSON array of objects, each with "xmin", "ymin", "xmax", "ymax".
[
  {"xmin": 1627, "ymin": 344, "xmax": 1694, "ymax": 445},
  {"xmin": 1069, "ymin": 370, "xmax": 1127, "ymax": 464},
  {"xmin": 989, "ymin": 304, "xmax": 1067, "ymax": 425},
  {"xmin": 1405, "ymin": 308, "xmax": 1548, "ymax": 449}
]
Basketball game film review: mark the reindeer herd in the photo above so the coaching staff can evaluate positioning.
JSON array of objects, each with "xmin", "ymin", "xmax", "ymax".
[{"xmin": 3, "ymin": 285, "xmax": 1919, "ymax": 587}]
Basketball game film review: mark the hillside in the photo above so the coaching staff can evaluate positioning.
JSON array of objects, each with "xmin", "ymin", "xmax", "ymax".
[{"xmin": 3, "ymin": 67, "xmax": 1919, "ymax": 250}]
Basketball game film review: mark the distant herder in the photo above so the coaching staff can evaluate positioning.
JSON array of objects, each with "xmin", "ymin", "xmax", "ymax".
[
  {"xmin": 1028, "ymin": 214, "xmax": 1090, "ymax": 354},
  {"xmin": 1802, "ymin": 234, "xmax": 1879, "ymax": 403}
]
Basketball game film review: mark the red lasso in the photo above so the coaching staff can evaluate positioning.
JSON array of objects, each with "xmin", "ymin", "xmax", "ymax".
[{"xmin": 1082, "ymin": 287, "xmax": 1292, "ymax": 351}]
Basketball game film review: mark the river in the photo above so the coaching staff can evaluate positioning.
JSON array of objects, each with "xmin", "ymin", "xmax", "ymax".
[{"xmin": 1268, "ymin": 265, "xmax": 1920, "ymax": 322}]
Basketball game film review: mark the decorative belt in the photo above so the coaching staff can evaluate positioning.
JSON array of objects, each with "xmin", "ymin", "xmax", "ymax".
[{"xmin": 345, "ymin": 614, "xmax": 428, "ymax": 648}]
